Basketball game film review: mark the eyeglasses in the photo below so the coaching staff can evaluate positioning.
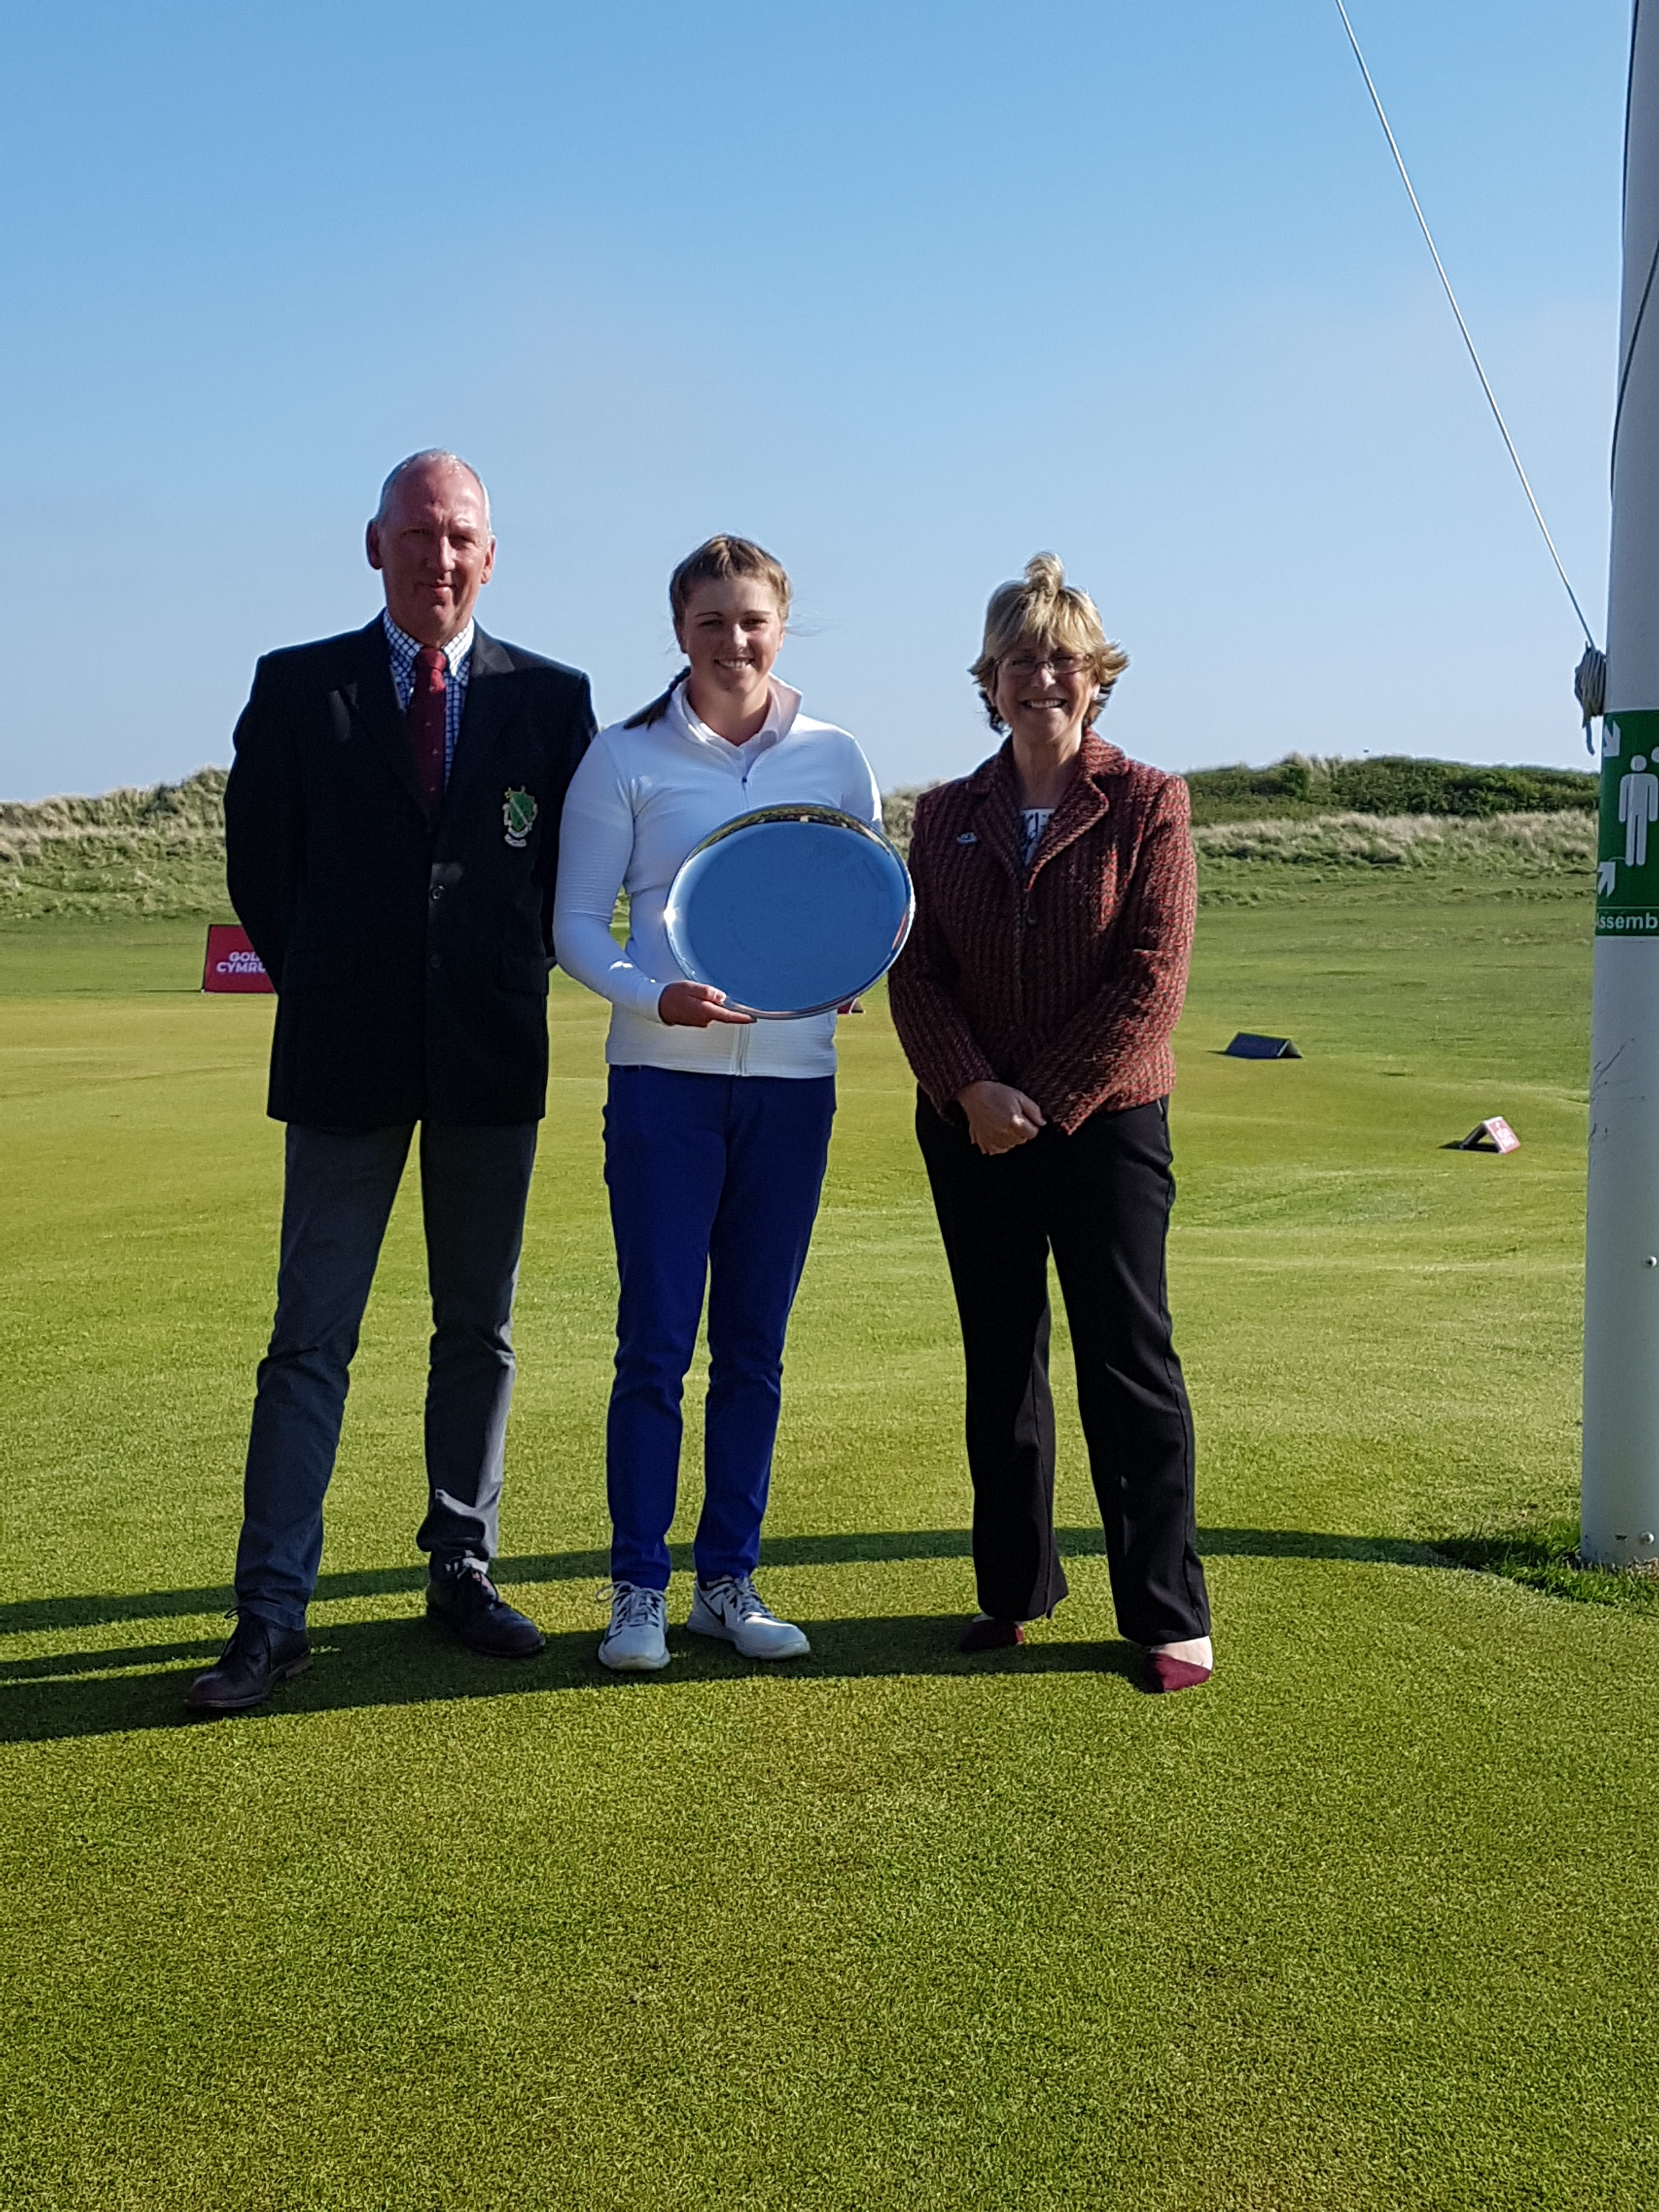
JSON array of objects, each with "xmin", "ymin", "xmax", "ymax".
[{"xmin": 1003, "ymin": 652, "xmax": 1088, "ymax": 679}]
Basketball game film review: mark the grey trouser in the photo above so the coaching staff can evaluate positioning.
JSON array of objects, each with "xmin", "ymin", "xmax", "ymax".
[{"xmin": 234, "ymin": 1120, "xmax": 539, "ymax": 1632}]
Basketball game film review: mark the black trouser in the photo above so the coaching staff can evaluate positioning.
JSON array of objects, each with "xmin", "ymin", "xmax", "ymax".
[
  {"xmin": 916, "ymin": 1093, "xmax": 1209, "ymax": 1646},
  {"xmin": 235, "ymin": 1120, "xmax": 539, "ymax": 1632}
]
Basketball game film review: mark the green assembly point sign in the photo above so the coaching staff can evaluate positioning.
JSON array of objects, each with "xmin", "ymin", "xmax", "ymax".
[{"xmin": 1599, "ymin": 710, "xmax": 1659, "ymax": 936}]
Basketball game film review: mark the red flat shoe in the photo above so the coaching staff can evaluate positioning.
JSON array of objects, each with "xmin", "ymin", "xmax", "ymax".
[
  {"xmin": 959, "ymin": 1614, "xmax": 1025, "ymax": 1654},
  {"xmin": 1141, "ymin": 1651, "xmax": 1212, "ymax": 1694}
]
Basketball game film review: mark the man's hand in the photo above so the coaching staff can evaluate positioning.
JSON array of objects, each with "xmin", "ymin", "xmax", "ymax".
[
  {"xmin": 658, "ymin": 981, "xmax": 753, "ymax": 1028},
  {"xmin": 957, "ymin": 1080, "xmax": 1046, "ymax": 1155}
]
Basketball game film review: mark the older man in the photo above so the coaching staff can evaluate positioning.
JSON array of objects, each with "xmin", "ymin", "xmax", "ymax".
[{"xmin": 188, "ymin": 450, "xmax": 595, "ymax": 1715}]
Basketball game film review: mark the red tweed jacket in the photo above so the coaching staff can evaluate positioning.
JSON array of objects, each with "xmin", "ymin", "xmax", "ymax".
[{"xmin": 888, "ymin": 731, "xmax": 1195, "ymax": 1135}]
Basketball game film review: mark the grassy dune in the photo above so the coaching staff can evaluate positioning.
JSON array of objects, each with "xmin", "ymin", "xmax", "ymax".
[
  {"xmin": 1193, "ymin": 809, "xmax": 1594, "ymax": 904},
  {"xmin": 1181, "ymin": 752, "xmax": 1598, "ymax": 825},
  {"xmin": 2, "ymin": 875, "xmax": 1654, "ymax": 2211},
  {"xmin": 0, "ymin": 768, "xmax": 1595, "ymax": 928},
  {"xmin": 0, "ymin": 770, "xmax": 228, "ymax": 920}
]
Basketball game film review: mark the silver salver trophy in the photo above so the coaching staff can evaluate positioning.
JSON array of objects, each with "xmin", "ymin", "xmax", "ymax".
[{"xmin": 663, "ymin": 805, "xmax": 915, "ymax": 1018}]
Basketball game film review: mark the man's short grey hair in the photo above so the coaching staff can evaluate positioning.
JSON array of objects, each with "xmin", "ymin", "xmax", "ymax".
[{"xmin": 374, "ymin": 449, "xmax": 492, "ymax": 527}]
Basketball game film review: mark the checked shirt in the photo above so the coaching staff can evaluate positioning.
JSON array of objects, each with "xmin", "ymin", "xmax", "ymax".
[{"xmin": 382, "ymin": 610, "xmax": 475, "ymax": 786}]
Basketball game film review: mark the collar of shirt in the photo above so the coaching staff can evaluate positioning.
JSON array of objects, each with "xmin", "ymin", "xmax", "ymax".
[
  {"xmin": 382, "ymin": 611, "xmax": 475, "ymax": 709},
  {"xmin": 669, "ymin": 673, "xmax": 801, "ymax": 758}
]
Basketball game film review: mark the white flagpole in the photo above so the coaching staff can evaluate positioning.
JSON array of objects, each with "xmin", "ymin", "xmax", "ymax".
[{"xmin": 1583, "ymin": 2, "xmax": 1659, "ymax": 1565}]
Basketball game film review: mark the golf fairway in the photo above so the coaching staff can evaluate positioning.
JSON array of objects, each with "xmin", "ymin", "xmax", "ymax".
[{"xmin": 1, "ymin": 887, "xmax": 1654, "ymax": 2212}]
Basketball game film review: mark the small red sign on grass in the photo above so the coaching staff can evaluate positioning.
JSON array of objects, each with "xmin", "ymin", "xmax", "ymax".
[{"xmin": 202, "ymin": 924, "xmax": 273, "ymax": 994}]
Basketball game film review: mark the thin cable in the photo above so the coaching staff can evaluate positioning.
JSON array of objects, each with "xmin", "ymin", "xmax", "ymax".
[
  {"xmin": 1333, "ymin": 0, "xmax": 1596, "ymax": 649},
  {"xmin": 1610, "ymin": 228, "xmax": 1659, "ymax": 487},
  {"xmin": 1611, "ymin": 0, "xmax": 1654, "ymax": 490}
]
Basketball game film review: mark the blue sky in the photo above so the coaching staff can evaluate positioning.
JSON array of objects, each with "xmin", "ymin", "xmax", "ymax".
[{"xmin": 0, "ymin": 0, "xmax": 1631, "ymax": 799}]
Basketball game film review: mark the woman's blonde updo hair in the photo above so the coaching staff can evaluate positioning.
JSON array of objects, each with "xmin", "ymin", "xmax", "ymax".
[{"xmin": 970, "ymin": 554, "xmax": 1128, "ymax": 733}]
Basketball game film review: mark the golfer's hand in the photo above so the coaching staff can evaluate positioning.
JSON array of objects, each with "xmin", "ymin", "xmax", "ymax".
[
  {"xmin": 957, "ymin": 1080, "xmax": 1046, "ymax": 1155},
  {"xmin": 658, "ymin": 981, "xmax": 753, "ymax": 1028}
]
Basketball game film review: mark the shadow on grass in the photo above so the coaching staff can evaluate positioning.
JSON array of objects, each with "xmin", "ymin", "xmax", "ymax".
[
  {"xmin": 3, "ymin": 1521, "xmax": 1626, "ymax": 1747},
  {"xmin": 0, "ymin": 1524, "xmax": 1438, "ymax": 1640},
  {"xmin": 1436, "ymin": 1516, "xmax": 1659, "ymax": 1611},
  {"xmin": 0, "ymin": 1612, "xmax": 1147, "ymax": 1745}
]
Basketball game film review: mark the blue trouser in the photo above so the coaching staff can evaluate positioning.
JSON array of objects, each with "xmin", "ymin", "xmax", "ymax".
[
  {"xmin": 235, "ymin": 1120, "xmax": 539, "ymax": 1633},
  {"xmin": 603, "ymin": 1065, "xmax": 837, "ymax": 1592}
]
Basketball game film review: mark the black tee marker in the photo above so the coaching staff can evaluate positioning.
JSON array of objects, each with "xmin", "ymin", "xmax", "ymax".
[{"xmin": 1223, "ymin": 1033, "xmax": 1301, "ymax": 1060}]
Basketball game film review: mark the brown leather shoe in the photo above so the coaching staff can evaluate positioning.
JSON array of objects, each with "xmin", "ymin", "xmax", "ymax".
[
  {"xmin": 426, "ymin": 1566, "xmax": 545, "ymax": 1658},
  {"xmin": 185, "ymin": 1615, "xmax": 312, "ymax": 1716},
  {"xmin": 958, "ymin": 1613, "xmax": 1025, "ymax": 1654}
]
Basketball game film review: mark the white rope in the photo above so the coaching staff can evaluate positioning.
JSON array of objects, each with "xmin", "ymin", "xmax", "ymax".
[{"xmin": 1332, "ymin": 0, "xmax": 1599, "ymax": 665}]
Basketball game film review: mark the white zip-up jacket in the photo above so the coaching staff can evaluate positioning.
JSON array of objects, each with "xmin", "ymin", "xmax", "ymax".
[{"xmin": 554, "ymin": 678, "xmax": 883, "ymax": 1077}]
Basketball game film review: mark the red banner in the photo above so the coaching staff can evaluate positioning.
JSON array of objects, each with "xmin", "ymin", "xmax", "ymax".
[{"xmin": 202, "ymin": 923, "xmax": 274, "ymax": 994}]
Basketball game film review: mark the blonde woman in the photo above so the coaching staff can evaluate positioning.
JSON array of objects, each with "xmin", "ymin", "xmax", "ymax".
[
  {"xmin": 555, "ymin": 537, "xmax": 881, "ymax": 1672},
  {"xmin": 889, "ymin": 556, "xmax": 1212, "ymax": 1692}
]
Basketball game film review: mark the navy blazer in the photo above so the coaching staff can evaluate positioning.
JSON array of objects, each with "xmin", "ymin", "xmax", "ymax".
[{"xmin": 224, "ymin": 617, "xmax": 596, "ymax": 1128}]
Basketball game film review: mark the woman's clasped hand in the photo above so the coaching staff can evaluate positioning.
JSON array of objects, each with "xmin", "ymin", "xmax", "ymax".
[{"xmin": 956, "ymin": 1080, "xmax": 1046, "ymax": 1154}]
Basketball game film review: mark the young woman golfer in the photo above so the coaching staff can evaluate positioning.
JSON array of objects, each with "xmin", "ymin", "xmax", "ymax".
[{"xmin": 555, "ymin": 537, "xmax": 881, "ymax": 1671}]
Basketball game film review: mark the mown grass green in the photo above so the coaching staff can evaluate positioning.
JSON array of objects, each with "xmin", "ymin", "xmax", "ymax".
[{"xmin": 2, "ymin": 877, "xmax": 1656, "ymax": 2212}]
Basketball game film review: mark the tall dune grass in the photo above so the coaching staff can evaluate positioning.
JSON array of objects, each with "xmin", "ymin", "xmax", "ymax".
[
  {"xmin": 1, "ymin": 772, "xmax": 1598, "ymax": 923},
  {"xmin": 1192, "ymin": 809, "xmax": 1595, "ymax": 871},
  {"xmin": 0, "ymin": 769, "xmax": 229, "ymax": 918}
]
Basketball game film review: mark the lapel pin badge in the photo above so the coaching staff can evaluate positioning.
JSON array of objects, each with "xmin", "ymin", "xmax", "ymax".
[
  {"xmin": 502, "ymin": 788, "xmax": 538, "ymax": 849},
  {"xmin": 956, "ymin": 831, "xmax": 978, "ymax": 845}
]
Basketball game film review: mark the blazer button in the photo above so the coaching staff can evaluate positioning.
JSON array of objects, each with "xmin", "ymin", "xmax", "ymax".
[
  {"xmin": 430, "ymin": 953, "xmax": 441, "ymax": 970},
  {"xmin": 1025, "ymin": 910, "xmax": 1039, "ymax": 927}
]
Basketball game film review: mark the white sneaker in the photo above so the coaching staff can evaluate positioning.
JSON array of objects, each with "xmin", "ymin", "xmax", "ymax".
[
  {"xmin": 687, "ymin": 1574, "xmax": 810, "ymax": 1661},
  {"xmin": 598, "ymin": 1583, "xmax": 670, "ymax": 1672}
]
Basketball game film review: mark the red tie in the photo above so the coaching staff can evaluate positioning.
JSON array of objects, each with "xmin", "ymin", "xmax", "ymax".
[{"xmin": 409, "ymin": 646, "xmax": 447, "ymax": 814}]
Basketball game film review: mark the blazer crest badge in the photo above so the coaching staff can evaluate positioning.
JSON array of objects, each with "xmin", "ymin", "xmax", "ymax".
[{"xmin": 502, "ymin": 788, "xmax": 538, "ymax": 849}]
